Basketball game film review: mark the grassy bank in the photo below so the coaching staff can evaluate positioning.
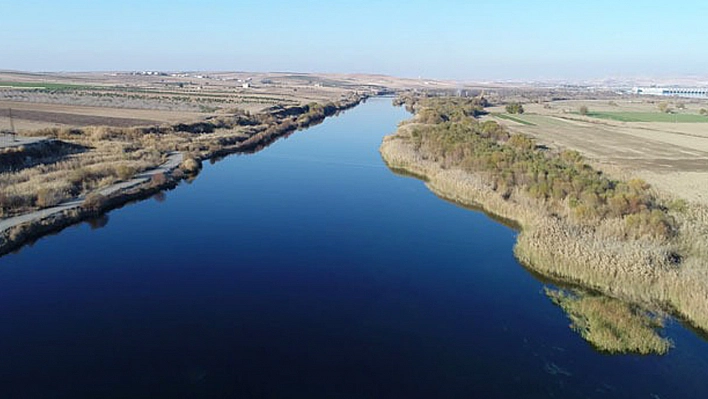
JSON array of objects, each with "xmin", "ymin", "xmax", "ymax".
[{"xmin": 380, "ymin": 96, "xmax": 708, "ymax": 350}]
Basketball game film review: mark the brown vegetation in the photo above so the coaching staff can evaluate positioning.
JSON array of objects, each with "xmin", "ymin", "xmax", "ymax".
[
  {"xmin": 546, "ymin": 288, "xmax": 672, "ymax": 354},
  {"xmin": 505, "ymin": 102, "xmax": 525, "ymax": 114},
  {"xmin": 380, "ymin": 94, "xmax": 708, "ymax": 345},
  {"xmin": 180, "ymin": 156, "xmax": 202, "ymax": 174},
  {"xmin": 1, "ymin": 93, "xmax": 368, "ymax": 257}
]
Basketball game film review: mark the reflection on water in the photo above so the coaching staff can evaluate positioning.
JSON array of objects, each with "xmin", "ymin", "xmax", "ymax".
[
  {"xmin": 153, "ymin": 192, "xmax": 167, "ymax": 203},
  {"xmin": 0, "ymin": 98, "xmax": 707, "ymax": 398},
  {"xmin": 85, "ymin": 214, "xmax": 110, "ymax": 230},
  {"xmin": 546, "ymin": 288, "xmax": 672, "ymax": 354}
]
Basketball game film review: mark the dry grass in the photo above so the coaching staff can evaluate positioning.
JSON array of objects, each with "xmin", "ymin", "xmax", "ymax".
[
  {"xmin": 0, "ymin": 138, "xmax": 163, "ymax": 216},
  {"xmin": 380, "ymin": 122, "xmax": 708, "ymax": 338},
  {"xmin": 0, "ymin": 128, "xmax": 217, "ymax": 216},
  {"xmin": 1, "ymin": 92, "xmax": 367, "ymax": 258},
  {"xmin": 546, "ymin": 288, "xmax": 672, "ymax": 354},
  {"xmin": 486, "ymin": 99, "xmax": 708, "ymax": 206},
  {"xmin": 179, "ymin": 157, "xmax": 202, "ymax": 174},
  {"xmin": 1, "ymin": 93, "xmax": 366, "ymax": 219}
]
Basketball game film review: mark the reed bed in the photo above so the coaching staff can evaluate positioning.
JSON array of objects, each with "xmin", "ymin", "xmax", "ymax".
[
  {"xmin": 0, "ymin": 95, "xmax": 365, "ymax": 218},
  {"xmin": 380, "ymin": 111, "xmax": 708, "ymax": 338}
]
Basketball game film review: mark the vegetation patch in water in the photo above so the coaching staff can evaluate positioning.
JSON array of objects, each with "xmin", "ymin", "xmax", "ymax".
[{"xmin": 546, "ymin": 288, "xmax": 672, "ymax": 355}]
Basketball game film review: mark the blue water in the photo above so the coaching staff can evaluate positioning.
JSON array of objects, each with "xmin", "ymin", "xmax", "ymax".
[{"xmin": 1, "ymin": 98, "xmax": 707, "ymax": 398}]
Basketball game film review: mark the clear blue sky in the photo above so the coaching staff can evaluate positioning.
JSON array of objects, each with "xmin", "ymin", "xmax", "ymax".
[{"xmin": 1, "ymin": 0, "xmax": 706, "ymax": 80}]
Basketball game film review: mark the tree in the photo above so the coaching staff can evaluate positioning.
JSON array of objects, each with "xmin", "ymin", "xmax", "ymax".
[
  {"xmin": 579, "ymin": 105, "xmax": 589, "ymax": 116},
  {"xmin": 506, "ymin": 102, "xmax": 524, "ymax": 114},
  {"xmin": 474, "ymin": 95, "xmax": 490, "ymax": 108}
]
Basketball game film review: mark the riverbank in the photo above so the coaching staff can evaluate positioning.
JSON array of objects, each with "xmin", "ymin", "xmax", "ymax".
[
  {"xmin": 0, "ymin": 94, "xmax": 368, "ymax": 257},
  {"xmin": 380, "ymin": 114, "xmax": 708, "ymax": 339}
]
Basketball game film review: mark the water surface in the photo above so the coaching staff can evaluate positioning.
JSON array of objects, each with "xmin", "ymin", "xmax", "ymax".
[{"xmin": 1, "ymin": 98, "xmax": 707, "ymax": 398}]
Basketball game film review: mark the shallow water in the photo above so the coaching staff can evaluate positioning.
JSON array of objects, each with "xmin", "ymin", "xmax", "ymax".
[{"xmin": 1, "ymin": 98, "xmax": 707, "ymax": 398}]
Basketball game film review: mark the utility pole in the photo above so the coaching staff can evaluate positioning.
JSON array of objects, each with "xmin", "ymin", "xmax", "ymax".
[{"xmin": 9, "ymin": 108, "xmax": 17, "ymax": 142}]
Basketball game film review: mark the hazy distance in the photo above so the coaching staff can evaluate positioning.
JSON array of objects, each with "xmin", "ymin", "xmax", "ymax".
[{"xmin": 1, "ymin": 0, "xmax": 707, "ymax": 81}]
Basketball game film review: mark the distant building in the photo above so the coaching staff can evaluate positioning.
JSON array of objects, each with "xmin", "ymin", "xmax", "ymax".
[
  {"xmin": 633, "ymin": 87, "xmax": 708, "ymax": 99},
  {"xmin": 242, "ymin": 82, "xmax": 250, "ymax": 89}
]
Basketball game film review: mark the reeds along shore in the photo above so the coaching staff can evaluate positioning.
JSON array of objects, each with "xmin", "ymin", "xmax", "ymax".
[
  {"xmin": 0, "ymin": 94, "xmax": 368, "ymax": 257},
  {"xmin": 379, "ymin": 97, "xmax": 708, "ymax": 340}
]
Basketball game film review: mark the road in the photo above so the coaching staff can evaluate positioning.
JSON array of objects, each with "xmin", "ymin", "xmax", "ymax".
[{"xmin": 0, "ymin": 152, "xmax": 183, "ymax": 234}]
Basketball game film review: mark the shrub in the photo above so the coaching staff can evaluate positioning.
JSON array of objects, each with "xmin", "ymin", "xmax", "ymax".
[
  {"xmin": 150, "ymin": 172, "xmax": 167, "ymax": 186},
  {"xmin": 625, "ymin": 209, "xmax": 674, "ymax": 240},
  {"xmin": 479, "ymin": 121, "xmax": 510, "ymax": 141},
  {"xmin": 507, "ymin": 134, "xmax": 534, "ymax": 151},
  {"xmin": 36, "ymin": 188, "xmax": 65, "ymax": 208},
  {"xmin": 404, "ymin": 96, "xmax": 677, "ymax": 240},
  {"xmin": 579, "ymin": 105, "xmax": 589, "ymax": 115},
  {"xmin": 171, "ymin": 168, "xmax": 185, "ymax": 180},
  {"xmin": 505, "ymin": 102, "xmax": 524, "ymax": 114},
  {"xmin": 0, "ymin": 193, "xmax": 25, "ymax": 216},
  {"xmin": 700, "ymin": 108, "xmax": 708, "ymax": 116},
  {"xmin": 83, "ymin": 193, "xmax": 107, "ymax": 212},
  {"xmin": 418, "ymin": 108, "xmax": 445, "ymax": 124},
  {"xmin": 179, "ymin": 157, "xmax": 202, "ymax": 174},
  {"xmin": 115, "ymin": 164, "xmax": 137, "ymax": 181}
]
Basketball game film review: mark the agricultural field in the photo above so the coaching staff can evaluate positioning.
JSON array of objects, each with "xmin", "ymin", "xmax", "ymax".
[
  {"xmin": 1, "ymin": 70, "xmax": 432, "ymax": 222},
  {"xmin": 0, "ymin": 71, "xmax": 455, "ymax": 132},
  {"xmin": 583, "ymin": 111, "xmax": 708, "ymax": 123},
  {"xmin": 486, "ymin": 99, "xmax": 708, "ymax": 205}
]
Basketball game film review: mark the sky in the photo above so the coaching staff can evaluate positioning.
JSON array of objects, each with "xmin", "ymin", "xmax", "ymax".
[{"xmin": 1, "ymin": 0, "xmax": 707, "ymax": 81}]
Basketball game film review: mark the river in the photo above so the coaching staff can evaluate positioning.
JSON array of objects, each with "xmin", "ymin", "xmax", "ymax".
[{"xmin": 1, "ymin": 97, "xmax": 707, "ymax": 398}]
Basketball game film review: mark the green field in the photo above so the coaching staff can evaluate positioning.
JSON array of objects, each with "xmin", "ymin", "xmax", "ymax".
[
  {"xmin": 0, "ymin": 81, "xmax": 92, "ymax": 90},
  {"xmin": 586, "ymin": 111, "xmax": 708, "ymax": 123},
  {"xmin": 493, "ymin": 113, "xmax": 536, "ymax": 126}
]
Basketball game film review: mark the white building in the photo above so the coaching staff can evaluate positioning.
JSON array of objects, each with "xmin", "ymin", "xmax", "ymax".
[{"xmin": 633, "ymin": 87, "xmax": 708, "ymax": 98}]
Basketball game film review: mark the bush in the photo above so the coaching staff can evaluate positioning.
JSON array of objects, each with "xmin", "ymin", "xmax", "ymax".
[
  {"xmin": 0, "ymin": 193, "xmax": 29, "ymax": 216},
  {"xmin": 505, "ymin": 102, "xmax": 524, "ymax": 114},
  {"xmin": 115, "ymin": 164, "xmax": 137, "ymax": 181},
  {"xmin": 625, "ymin": 209, "xmax": 674, "ymax": 240},
  {"xmin": 579, "ymin": 105, "xmax": 589, "ymax": 115},
  {"xmin": 700, "ymin": 108, "xmax": 708, "ymax": 116},
  {"xmin": 171, "ymin": 168, "xmax": 185, "ymax": 180},
  {"xmin": 36, "ymin": 188, "xmax": 65, "ymax": 208},
  {"xmin": 83, "ymin": 193, "xmax": 107, "ymax": 212},
  {"xmin": 479, "ymin": 121, "xmax": 510, "ymax": 141},
  {"xmin": 418, "ymin": 108, "xmax": 445, "ymax": 124},
  {"xmin": 180, "ymin": 156, "xmax": 202, "ymax": 174},
  {"xmin": 406, "ymin": 97, "xmax": 677, "ymax": 240},
  {"xmin": 150, "ymin": 172, "xmax": 167, "ymax": 186}
]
